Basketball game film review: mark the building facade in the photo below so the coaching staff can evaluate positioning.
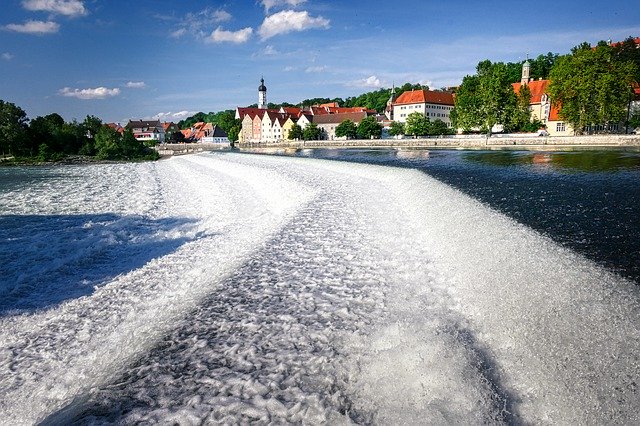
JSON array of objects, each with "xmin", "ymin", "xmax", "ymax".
[{"xmin": 392, "ymin": 89, "xmax": 455, "ymax": 126}]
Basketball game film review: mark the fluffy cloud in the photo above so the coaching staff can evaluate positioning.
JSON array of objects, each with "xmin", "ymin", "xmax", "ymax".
[
  {"xmin": 261, "ymin": 0, "xmax": 306, "ymax": 13},
  {"xmin": 4, "ymin": 20, "xmax": 60, "ymax": 34},
  {"xmin": 207, "ymin": 27, "xmax": 253, "ymax": 44},
  {"xmin": 22, "ymin": 0, "xmax": 86, "ymax": 17},
  {"xmin": 357, "ymin": 75, "xmax": 384, "ymax": 88},
  {"xmin": 59, "ymin": 87, "xmax": 120, "ymax": 99},
  {"xmin": 154, "ymin": 111, "xmax": 195, "ymax": 120},
  {"xmin": 125, "ymin": 81, "xmax": 146, "ymax": 89},
  {"xmin": 2, "ymin": 53, "xmax": 14, "ymax": 61},
  {"xmin": 258, "ymin": 10, "xmax": 329, "ymax": 40}
]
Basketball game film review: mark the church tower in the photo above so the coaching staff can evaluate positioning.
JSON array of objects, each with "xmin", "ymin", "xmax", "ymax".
[
  {"xmin": 521, "ymin": 56, "xmax": 531, "ymax": 86},
  {"xmin": 258, "ymin": 77, "xmax": 267, "ymax": 109},
  {"xmin": 385, "ymin": 84, "xmax": 397, "ymax": 120}
]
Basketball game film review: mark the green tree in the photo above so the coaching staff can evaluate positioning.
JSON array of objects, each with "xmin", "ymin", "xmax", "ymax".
[
  {"xmin": 405, "ymin": 112, "xmax": 430, "ymax": 136},
  {"xmin": 429, "ymin": 119, "xmax": 453, "ymax": 135},
  {"xmin": 450, "ymin": 75, "xmax": 481, "ymax": 133},
  {"xmin": 0, "ymin": 100, "xmax": 28, "ymax": 156},
  {"xmin": 549, "ymin": 44, "xmax": 638, "ymax": 133},
  {"xmin": 335, "ymin": 119, "xmax": 357, "ymax": 139},
  {"xmin": 388, "ymin": 120, "xmax": 405, "ymax": 137},
  {"xmin": 302, "ymin": 123, "xmax": 322, "ymax": 140},
  {"xmin": 356, "ymin": 116, "xmax": 382, "ymax": 139},
  {"xmin": 94, "ymin": 126, "xmax": 121, "ymax": 160},
  {"xmin": 613, "ymin": 37, "xmax": 640, "ymax": 81},
  {"xmin": 288, "ymin": 123, "xmax": 303, "ymax": 140},
  {"xmin": 477, "ymin": 61, "xmax": 518, "ymax": 134}
]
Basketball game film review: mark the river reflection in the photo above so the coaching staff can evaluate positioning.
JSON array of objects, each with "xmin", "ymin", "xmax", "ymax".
[{"xmin": 464, "ymin": 150, "xmax": 640, "ymax": 173}]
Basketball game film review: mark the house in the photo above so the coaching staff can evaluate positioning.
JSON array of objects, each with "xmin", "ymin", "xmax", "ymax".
[
  {"xmin": 200, "ymin": 124, "xmax": 229, "ymax": 145},
  {"xmin": 282, "ymin": 116, "xmax": 296, "ymax": 140},
  {"xmin": 252, "ymin": 112, "xmax": 264, "ymax": 142},
  {"xmin": 297, "ymin": 113, "xmax": 313, "ymax": 129},
  {"xmin": 239, "ymin": 112, "xmax": 257, "ymax": 143},
  {"xmin": 126, "ymin": 120, "xmax": 165, "ymax": 142},
  {"xmin": 162, "ymin": 122, "xmax": 180, "ymax": 141},
  {"xmin": 106, "ymin": 123, "xmax": 124, "ymax": 134},
  {"xmin": 313, "ymin": 111, "xmax": 369, "ymax": 140},
  {"xmin": 392, "ymin": 89, "xmax": 455, "ymax": 126}
]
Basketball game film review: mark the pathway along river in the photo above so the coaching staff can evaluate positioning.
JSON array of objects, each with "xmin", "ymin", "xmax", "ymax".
[{"xmin": 0, "ymin": 151, "xmax": 639, "ymax": 424}]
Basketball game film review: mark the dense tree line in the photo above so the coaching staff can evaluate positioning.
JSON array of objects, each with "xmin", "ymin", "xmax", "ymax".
[
  {"xmin": 0, "ymin": 100, "xmax": 158, "ymax": 162},
  {"xmin": 451, "ymin": 38, "xmax": 639, "ymax": 135}
]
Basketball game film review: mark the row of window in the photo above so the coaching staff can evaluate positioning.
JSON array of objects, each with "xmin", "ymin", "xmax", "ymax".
[{"xmin": 398, "ymin": 104, "xmax": 453, "ymax": 110}]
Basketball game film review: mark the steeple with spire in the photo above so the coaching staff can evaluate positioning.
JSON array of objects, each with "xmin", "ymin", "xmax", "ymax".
[
  {"xmin": 258, "ymin": 77, "xmax": 267, "ymax": 109},
  {"xmin": 521, "ymin": 54, "xmax": 531, "ymax": 86},
  {"xmin": 385, "ymin": 83, "xmax": 397, "ymax": 120}
]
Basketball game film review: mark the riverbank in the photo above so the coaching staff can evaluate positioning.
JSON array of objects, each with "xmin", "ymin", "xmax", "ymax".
[
  {"xmin": 0, "ymin": 154, "xmax": 160, "ymax": 167},
  {"xmin": 238, "ymin": 134, "xmax": 640, "ymax": 151}
]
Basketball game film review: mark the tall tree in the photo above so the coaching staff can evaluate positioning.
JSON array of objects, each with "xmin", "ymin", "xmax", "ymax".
[
  {"xmin": 451, "ymin": 75, "xmax": 481, "ymax": 132},
  {"xmin": 549, "ymin": 44, "xmax": 638, "ymax": 133},
  {"xmin": 476, "ymin": 61, "xmax": 518, "ymax": 134},
  {"xmin": 356, "ymin": 116, "xmax": 382, "ymax": 139},
  {"xmin": 388, "ymin": 120, "xmax": 405, "ymax": 137},
  {"xmin": 288, "ymin": 123, "xmax": 303, "ymax": 140},
  {"xmin": 302, "ymin": 123, "xmax": 322, "ymax": 140},
  {"xmin": 405, "ymin": 112, "xmax": 430, "ymax": 136},
  {"xmin": 0, "ymin": 100, "xmax": 28, "ymax": 156},
  {"xmin": 335, "ymin": 119, "xmax": 357, "ymax": 139}
]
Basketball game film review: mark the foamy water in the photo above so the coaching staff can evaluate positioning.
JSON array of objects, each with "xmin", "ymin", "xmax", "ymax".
[{"xmin": 0, "ymin": 153, "xmax": 638, "ymax": 424}]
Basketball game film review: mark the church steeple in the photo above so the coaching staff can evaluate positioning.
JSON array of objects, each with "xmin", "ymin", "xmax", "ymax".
[
  {"xmin": 258, "ymin": 77, "xmax": 267, "ymax": 109},
  {"xmin": 385, "ymin": 83, "xmax": 397, "ymax": 120},
  {"xmin": 521, "ymin": 54, "xmax": 531, "ymax": 85}
]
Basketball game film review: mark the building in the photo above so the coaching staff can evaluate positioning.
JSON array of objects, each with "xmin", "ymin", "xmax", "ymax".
[
  {"xmin": 312, "ymin": 111, "xmax": 369, "ymax": 140},
  {"xmin": 126, "ymin": 120, "xmax": 165, "ymax": 142},
  {"xmin": 392, "ymin": 89, "xmax": 455, "ymax": 126}
]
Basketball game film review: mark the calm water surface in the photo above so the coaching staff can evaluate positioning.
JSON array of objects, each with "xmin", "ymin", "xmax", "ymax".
[{"xmin": 254, "ymin": 148, "xmax": 640, "ymax": 284}]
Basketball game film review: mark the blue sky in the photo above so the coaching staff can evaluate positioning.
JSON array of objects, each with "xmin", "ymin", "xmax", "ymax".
[{"xmin": 1, "ymin": 0, "xmax": 639, "ymax": 124}]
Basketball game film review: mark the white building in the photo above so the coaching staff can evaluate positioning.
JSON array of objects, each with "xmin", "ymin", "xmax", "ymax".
[
  {"xmin": 125, "ymin": 120, "xmax": 165, "ymax": 142},
  {"xmin": 392, "ymin": 89, "xmax": 455, "ymax": 126}
]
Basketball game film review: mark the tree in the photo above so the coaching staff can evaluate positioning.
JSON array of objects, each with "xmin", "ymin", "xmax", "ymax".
[
  {"xmin": 612, "ymin": 36, "xmax": 640, "ymax": 82},
  {"xmin": 0, "ymin": 100, "xmax": 28, "ymax": 156},
  {"xmin": 476, "ymin": 61, "xmax": 519, "ymax": 134},
  {"xmin": 429, "ymin": 119, "xmax": 453, "ymax": 135},
  {"xmin": 288, "ymin": 123, "xmax": 303, "ymax": 140},
  {"xmin": 405, "ymin": 112, "xmax": 430, "ymax": 136},
  {"xmin": 302, "ymin": 123, "xmax": 322, "ymax": 140},
  {"xmin": 335, "ymin": 119, "xmax": 357, "ymax": 139},
  {"xmin": 388, "ymin": 120, "xmax": 405, "ymax": 137},
  {"xmin": 356, "ymin": 116, "xmax": 382, "ymax": 139},
  {"xmin": 450, "ymin": 75, "xmax": 481, "ymax": 133},
  {"xmin": 94, "ymin": 126, "xmax": 121, "ymax": 160},
  {"xmin": 549, "ymin": 44, "xmax": 638, "ymax": 133}
]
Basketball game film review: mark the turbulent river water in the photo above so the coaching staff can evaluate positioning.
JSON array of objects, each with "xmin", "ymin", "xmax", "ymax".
[{"xmin": 0, "ymin": 151, "xmax": 639, "ymax": 424}]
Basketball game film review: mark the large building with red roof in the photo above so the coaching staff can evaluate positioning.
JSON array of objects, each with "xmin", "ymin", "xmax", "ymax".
[{"xmin": 392, "ymin": 89, "xmax": 455, "ymax": 126}]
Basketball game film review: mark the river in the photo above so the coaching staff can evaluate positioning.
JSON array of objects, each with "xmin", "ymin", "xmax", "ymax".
[{"xmin": 0, "ymin": 150, "xmax": 639, "ymax": 424}]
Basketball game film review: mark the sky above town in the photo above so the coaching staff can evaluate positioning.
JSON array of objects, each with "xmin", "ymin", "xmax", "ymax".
[{"xmin": 1, "ymin": 0, "xmax": 639, "ymax": 123}]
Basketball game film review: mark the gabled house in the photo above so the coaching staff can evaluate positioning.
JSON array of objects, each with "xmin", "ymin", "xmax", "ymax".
[
  {"xmin": 297, "ymin": 113, "xmax": 313, "ymax": 129},
  {"xmin": 126, "ymin": 120, "xmax": 165, "ymax": 142}
]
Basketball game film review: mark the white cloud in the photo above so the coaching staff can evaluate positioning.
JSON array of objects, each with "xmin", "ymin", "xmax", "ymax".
[
  {"xmin": 125, "ymin": 81, "xmax": 146, "ymax": 89},
  {"xmin": 22, "ymin": 0, "xmax": 86, "ymax": 17},
  {"xmin": 170, "ymin": 28, "xmax": 186, "ymax": 38},
  {"xmin": 1, "ymin": 53, "xmax": 14, "ymax": 61},
  {"xmin": 4, "ymin": 20, "xmax": 60, "ymax": 34},
  {"xmin": 264, "ymin": 45, "xmax": 279, "ymax": 55},
  {"xmin": 261, "ymin": 0, "xmax": 306, "ymax": 13},
  {"xmin": 59, "ymin": 86, "xmax": 120, "ymax": 99},
  {"xmin": 212, "ymin": 10, "xmax": 232, "ymax": 23},
  {"xmin": 154, "ymin": 111, "xmax": 195, "ymax": 120},
  {"xmin": 258, "ymin": 10, "xmax": 329, "ymax": 40},
  {"xmin": 207, "ymin": 26, "xmax": 253, "ymax": 44},
  {"xmin": 305, "ymin": 65, "xmax": 327, "ymax": 73},
  {"xmin": 353, "ymin": 75, "xmax": 384, "ymax": 88},
  {"xmin": 283, "ymin": 66, "xmax": 296, "ymax": 72}
]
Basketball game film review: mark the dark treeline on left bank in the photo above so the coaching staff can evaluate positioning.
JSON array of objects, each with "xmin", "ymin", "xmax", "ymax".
[{"xmin": 0, "ymin": 100, "xmax": 159, "ymax": 163}]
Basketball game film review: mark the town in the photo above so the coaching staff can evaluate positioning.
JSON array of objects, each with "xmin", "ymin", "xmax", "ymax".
[{"xmin": 114, "ymin": 37, "xmax": 640, "ymax": 149}]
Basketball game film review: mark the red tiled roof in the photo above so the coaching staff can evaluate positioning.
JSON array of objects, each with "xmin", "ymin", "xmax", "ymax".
[
  {"xmin": 393, "ymin": 89, "xmax": 454, "ymax": 106},
  {"xmin": 609, "ymin": 37, "xmax": 640, "ymax": 47},
  {"xmin": 548, "ymin": 104, "xmax": 562, "ymax": 121},
  {"xmin": 512, "ymin": 79, "xmax": 551, "ymax": 104},
  {"xmin": 319, "ymin": 102, "xmax": 339, "ymax": 108}
]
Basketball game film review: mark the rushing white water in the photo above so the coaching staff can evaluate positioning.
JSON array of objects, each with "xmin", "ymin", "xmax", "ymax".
[{"xmin": 0, "ymin": 153, "xmax": 638, "ymax": 424}]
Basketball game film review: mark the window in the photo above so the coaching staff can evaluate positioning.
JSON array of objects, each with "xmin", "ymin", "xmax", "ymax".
[{"xmin": 556, "ymin": 122, "xmax": 566, "ymax": 132}]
